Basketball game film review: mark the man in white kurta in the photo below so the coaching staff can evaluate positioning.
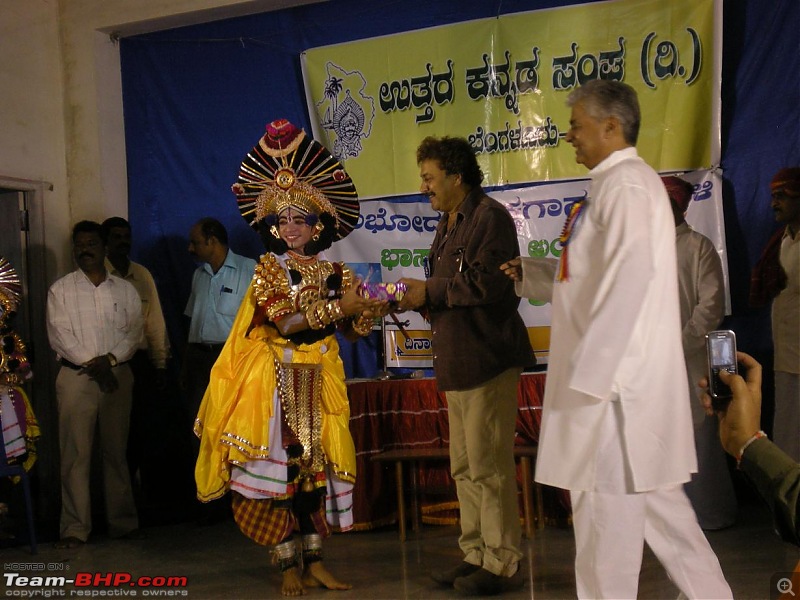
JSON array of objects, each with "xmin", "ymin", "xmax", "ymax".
[
  {"xmin": 663, "ymin": 176, "xmax": 737, "ymax": 530},
  {"xmin": 769, "ymin": 168, "xmax": 800, "ymax": 463},
  {"xmin": 503, "ymin": 80, "xmax": 730, "ymax": 599}
]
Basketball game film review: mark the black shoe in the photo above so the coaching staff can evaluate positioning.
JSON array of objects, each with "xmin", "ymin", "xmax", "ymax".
[
  {"xmin": 453, "ymin": 566, "xmax": 525, "ymax": 596},
  {"xmin": 430, "ymin": 561, "xmax": 481, "ymax": 586}
]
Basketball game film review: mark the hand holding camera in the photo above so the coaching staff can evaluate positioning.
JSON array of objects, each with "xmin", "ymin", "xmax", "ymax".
[
  {"xmin": 705, "ymin": 330, "xmax": 738, "ymax": 411},
  {"xmin": 699, "ymin": 349, "xmax": 763, "ymax": 457}
]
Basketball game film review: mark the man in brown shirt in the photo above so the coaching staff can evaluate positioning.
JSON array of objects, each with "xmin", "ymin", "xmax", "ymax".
[{"xmin": 399, "ymin": 136, "xmax": 535, "ymax": 596}]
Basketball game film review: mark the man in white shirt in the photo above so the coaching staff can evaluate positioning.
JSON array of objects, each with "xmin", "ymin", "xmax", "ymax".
[
  {"xmin": 768, "ymin": 168, "xmax": 800, "ymax": 462},
  {"xmin": 501, "ymin": 80, "xmax": 730, "ymax": 599},
  {"xmin": 46, "ymin": 220, "xmax": 144, "ymax": 548}
]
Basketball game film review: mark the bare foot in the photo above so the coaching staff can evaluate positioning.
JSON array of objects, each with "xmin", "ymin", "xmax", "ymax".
[
  {"xmin": 281, "ymin": 567, "xmax": 305, "ymax": 596},
  {"xmin": 302, "ymin": 562, "xmax": 352, "ymax": 590}
]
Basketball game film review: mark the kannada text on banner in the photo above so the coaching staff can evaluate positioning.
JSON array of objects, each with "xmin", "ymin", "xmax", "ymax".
[{"xmin": 301, "ymin": 0, "xmax": 718, "ymax": 199}]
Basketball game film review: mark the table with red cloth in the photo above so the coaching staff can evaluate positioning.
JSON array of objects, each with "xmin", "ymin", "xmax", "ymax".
[{"xmin": 346, "ymin": 371, "xmax": 569, "ymax": 530}]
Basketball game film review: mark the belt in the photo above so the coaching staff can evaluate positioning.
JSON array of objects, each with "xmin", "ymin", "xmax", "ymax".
[
  {"xmin": 189, "ymin": 343, "xmax": 225, "ymax": 352},
  {"xmin": 59, "ymin": 358, "xmax": 128, "ymax": 370}
]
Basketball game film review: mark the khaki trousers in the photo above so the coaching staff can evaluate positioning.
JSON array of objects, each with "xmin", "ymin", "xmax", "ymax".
[
  {"xmin": 446, "ymin": 367, "xmax": 523, "ymax": 576},
  {"xmin": 56, "ymin": 365, "xmax": 138, "ymax": 540}
]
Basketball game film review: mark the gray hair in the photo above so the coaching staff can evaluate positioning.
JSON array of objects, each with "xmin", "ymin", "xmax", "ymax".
[{"xmin": 567, "ymin": 80, "xmax": 641, "ymax": 145}]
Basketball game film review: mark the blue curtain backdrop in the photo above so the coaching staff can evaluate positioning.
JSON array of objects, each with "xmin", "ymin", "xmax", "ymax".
[{"xmin": 119, "ymin": 0, "xmax": 800, "ymax": 383}]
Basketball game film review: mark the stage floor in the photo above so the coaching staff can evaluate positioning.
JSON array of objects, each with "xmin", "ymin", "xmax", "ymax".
[{"xmin": 4, "ymin": 494, "xmax": 797, "ymax": 599}]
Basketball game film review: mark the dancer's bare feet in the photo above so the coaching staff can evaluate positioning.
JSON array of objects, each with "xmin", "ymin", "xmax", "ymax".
[
  {"xmin": 281, "ymin": 566, "xmax": 306, "ymax": 596},
  {"xmin": 302, "ymin": 562, "xmax": 352, "ymax": 590}
]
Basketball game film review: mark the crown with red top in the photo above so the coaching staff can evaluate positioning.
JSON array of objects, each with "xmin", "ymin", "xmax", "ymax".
[{"xmin": 231, "ymin": 119, "xmax": 359, "ymax": 241}]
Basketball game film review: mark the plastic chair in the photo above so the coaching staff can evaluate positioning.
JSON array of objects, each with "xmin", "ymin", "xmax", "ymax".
[{"xmin": 0, "ymin": 461, "xmax": 37, "ymax": 554}]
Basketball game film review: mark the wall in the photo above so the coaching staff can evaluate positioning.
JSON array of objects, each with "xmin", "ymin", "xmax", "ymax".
[{"xmin": 0, "ymin": 0, "xmax": 320, "ymax": 532}]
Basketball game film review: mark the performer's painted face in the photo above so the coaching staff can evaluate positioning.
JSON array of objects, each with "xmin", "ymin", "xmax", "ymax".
[{"xmin": 277, "ymin": 207, "xmax": 314, "ymax": 251}]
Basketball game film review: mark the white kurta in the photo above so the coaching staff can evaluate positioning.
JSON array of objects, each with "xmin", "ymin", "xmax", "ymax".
[
  {"xmin": 675, "ymin": 222, "xmax": 736, "ymax": 529},
  {"xmin": 520, "ymin": 147, "xmax": 697, "ymax": 493},
  {"xmin": 675, "ymin": 222, "xmax": 726, "ymax": 423}
]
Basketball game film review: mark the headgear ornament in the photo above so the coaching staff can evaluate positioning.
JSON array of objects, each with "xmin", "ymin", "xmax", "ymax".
[
  {"xmin": 231, "ymin": 119, "xmax": 359, "ymax": 241},
  {"xmin": 0, "ymin": 256, "xmax": 22, "ymax": 326},
  {"xmin": 661, "ymin": 176, "xmax": 694, "ymax": 213},
  {"xmin": 770, "ymin": 167, "xmax": 800, "ymax": 198}
]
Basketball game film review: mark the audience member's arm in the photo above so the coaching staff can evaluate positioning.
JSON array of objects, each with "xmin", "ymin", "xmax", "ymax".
[{"xmin": 702, "ymin": 352, "xmax": 800, "ymax": 547}]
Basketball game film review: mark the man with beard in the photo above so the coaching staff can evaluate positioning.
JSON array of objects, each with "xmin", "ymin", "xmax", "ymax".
[{"xmin": 46, "ymin": 220, "xmax": 144, "ymax": 548}]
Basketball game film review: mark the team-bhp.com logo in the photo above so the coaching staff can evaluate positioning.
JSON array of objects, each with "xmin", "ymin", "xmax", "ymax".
[{"xmin": 4, "ymin": 571, "xmax": 189, "ymax": 596}]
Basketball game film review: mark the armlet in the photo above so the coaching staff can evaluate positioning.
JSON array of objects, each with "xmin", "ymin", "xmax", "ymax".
[{"xmin": 252, "ymin": 254, "xmax": 293, "ymax": 321}]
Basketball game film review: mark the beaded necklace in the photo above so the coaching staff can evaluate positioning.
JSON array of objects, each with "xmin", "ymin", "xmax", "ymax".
[{"xmin": 556, "ymin": 194, "xmax": 588, "ymax": 282}]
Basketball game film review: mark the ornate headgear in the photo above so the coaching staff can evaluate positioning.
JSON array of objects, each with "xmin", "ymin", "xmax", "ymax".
[
  {"xmin": 231, "ymin": 119, "xmax": 359, "ymax": 240},
  {"xmin": 661, "ymin": 176, "xmax": 694, "ymax": 213},
  {"xmin": 771, "ymin": 167, "xmax": 800, "ymax": 198},
  {"xmin": 0, "ymin": 257, "xmax": 22, "ymax": 326}
]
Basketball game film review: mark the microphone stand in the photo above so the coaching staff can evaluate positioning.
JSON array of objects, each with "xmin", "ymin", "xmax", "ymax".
[{"xmin": 376, "ymin": 316, "xmax": 392, "ymax": 380}]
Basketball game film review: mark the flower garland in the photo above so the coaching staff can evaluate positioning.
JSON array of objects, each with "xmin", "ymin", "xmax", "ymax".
[{"xmin": 556, "ymin": 195, "xmax": 588, "ymax": 282}]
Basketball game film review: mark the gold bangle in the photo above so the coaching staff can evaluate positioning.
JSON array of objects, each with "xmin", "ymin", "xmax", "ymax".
[
  {"xmin": 351, "ymin": 313, "xmax": 375, "ymax": 336},
  {"xmin": 327, "ymin": 299, "xmax": 345, "ymax": 321},
  {"xmin": 306, "ymin": 302, "xmax": 325, "ymax": 330},
  {"xmin": 316, "ymin": 302, "xmax": 332, "ymax": 326}
]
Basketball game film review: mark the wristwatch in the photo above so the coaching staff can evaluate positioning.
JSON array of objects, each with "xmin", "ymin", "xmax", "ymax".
[{"xmin": 107, "ymin": 353, "xmax": 118, "ymax": 367}]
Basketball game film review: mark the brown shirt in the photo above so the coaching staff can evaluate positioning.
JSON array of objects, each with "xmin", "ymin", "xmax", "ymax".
[{"xmin": 425, "ymin": 188, "xmax": 536, "ymax": 391}]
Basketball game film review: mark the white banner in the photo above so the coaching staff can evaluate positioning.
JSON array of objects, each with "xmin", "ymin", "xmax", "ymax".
[{"xmin": 328, "ymin": 168, "xmax": 728, "ymax": 363}]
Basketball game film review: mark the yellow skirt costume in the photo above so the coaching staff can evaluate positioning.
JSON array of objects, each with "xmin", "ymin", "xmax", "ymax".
[{"xmin": 194, "ymin": 252, "xmax": 363, "ymax": 512}]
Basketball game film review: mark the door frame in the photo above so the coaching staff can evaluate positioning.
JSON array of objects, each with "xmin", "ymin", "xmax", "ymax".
[{"xmin": 0, "ymin": 175, "xmax": 60, "ymax": 531}]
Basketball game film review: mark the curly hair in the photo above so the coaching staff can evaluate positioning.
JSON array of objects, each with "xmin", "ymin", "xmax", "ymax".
[{"xmin": 416, "ymin": 136, "xmax": 483, "ymax": 187}]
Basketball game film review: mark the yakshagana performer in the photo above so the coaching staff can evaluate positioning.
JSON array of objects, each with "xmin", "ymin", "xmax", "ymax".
[
  {"xmin": 0, "ymin": 256, "xmax": 40, "ymax": 540},
  {"xmin": 194, "ymin": 119, "xmax": 388, "ymax": 596}
]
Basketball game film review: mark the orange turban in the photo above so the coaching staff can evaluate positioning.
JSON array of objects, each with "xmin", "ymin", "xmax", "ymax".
[
  {"xmin": 771, "ymin": 167, "xmax": 800, "ymax": 197},
  {"xmin": 661, "ymin": 176, "xmax": 694, "ymax": 213}
]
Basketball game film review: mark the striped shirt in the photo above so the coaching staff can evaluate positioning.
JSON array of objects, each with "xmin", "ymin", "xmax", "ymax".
[{"xmin": 46, "ymin": 269, "xmax": 144, "ymax": 366}]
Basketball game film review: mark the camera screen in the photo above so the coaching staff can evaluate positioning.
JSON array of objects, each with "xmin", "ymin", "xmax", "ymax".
[{"xmin": 709, "ymin": 337, "xmax": 735, "ymax": 367}]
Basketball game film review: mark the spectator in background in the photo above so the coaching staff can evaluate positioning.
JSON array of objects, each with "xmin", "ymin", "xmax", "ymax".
[
  {"xmin": 182, "ymin": 217, "xmax": 255, "ymax": 522},
  {"xmin": 662, "ymin": 176, "xmax": 737, "ymax": 530},
  {"xmin": 763, "ymin": 168, "xmax": 799, "ymax": 462},
  {"xmin": 102, "ymin": 217, "xmax": 169, "ymax": 502},
  {"xmin": 701, "ymin": 352, "xmax": 799, "ymax": 547},
  {"xmin": 46, "ymin": 220, "xmax": 144, "ymax": 548}
]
